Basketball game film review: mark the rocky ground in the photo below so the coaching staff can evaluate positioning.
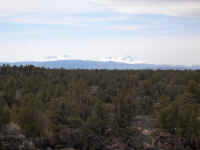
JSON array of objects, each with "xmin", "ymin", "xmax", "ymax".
[{"xmin": 0, "ymin": 117, "xmax": 193, "ymax": 150}]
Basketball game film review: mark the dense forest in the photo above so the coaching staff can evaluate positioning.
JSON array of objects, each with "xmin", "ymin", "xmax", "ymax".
[{"xmin": 0, "ymin": 65, "xmax": 200, "ymax": 150}]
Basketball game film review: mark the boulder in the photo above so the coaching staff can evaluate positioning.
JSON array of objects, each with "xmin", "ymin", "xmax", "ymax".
[{"xmin": 4, "ymin": 122, "xmax": 21, "ymax": 135}]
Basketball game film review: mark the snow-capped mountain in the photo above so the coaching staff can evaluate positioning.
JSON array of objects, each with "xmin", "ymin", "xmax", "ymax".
[
  {"xmin": 35, "ymin": 55, "xmax": 75, "ymax": 62},
  {"xmin": 99, "ymin": 56, "xmax": 145, "ymax": 64},
  {"xmin": 34, "ymin": 55, "xmax": 145, "ymax": 64},
  {"xmin": 1, "ymin": 55, "xmax": 200, "ymax": 70}
]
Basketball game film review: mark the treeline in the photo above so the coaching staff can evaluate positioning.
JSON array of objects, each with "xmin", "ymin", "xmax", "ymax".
[{"xmin": 0, "ymin": 65, "xmax": 200, "ymax": 148}]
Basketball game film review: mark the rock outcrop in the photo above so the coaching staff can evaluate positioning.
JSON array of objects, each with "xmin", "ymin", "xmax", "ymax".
[{"xmin": 0, "ymin": 123, "xmax": 194, "ymax": 150}]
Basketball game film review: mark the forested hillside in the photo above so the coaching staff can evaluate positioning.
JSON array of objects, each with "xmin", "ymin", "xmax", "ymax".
[{"xmin": 0, "ymin": 65, "xmax": 200, "ymax": 150}]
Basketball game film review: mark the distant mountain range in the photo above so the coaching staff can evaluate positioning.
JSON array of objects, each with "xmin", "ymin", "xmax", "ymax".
[{"xmin": 0, "ymin": 56, "xmax": 200, "ymax": 70}]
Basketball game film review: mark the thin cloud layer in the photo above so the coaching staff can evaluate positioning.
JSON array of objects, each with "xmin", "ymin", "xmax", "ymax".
[
  {"xmin": 0, "ymin": 0, "xmax": 101, "ymax": 14},
  {"xmin": 92, "ymin": 0, "xmax": 200, "ymax": 17},
  {"xmin": 1, "ymin": 0, "xmax": 199, "ymax": 17},
  {"xmin": 0, "ymin": 0, "xmax": 199, "ymax": 26},
  {"xmin": 0, "ymin": 14, "xmax": 129, "ymax": 26}
]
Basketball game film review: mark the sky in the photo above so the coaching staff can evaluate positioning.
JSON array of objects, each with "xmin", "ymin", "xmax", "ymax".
[{"xmin": 0, "ymin": 0, "xmax": 200, "ymax": 65}]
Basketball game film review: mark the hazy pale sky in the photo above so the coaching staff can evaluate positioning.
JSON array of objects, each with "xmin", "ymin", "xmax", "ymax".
[{"xmin": 0, "ymin": 0, "xmax": 200, "ymax": 65}]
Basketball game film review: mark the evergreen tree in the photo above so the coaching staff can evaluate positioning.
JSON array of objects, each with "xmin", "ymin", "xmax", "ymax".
[{"xmin": 0, "ymin": 95, "xmax": 10, "ymax": 130}]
